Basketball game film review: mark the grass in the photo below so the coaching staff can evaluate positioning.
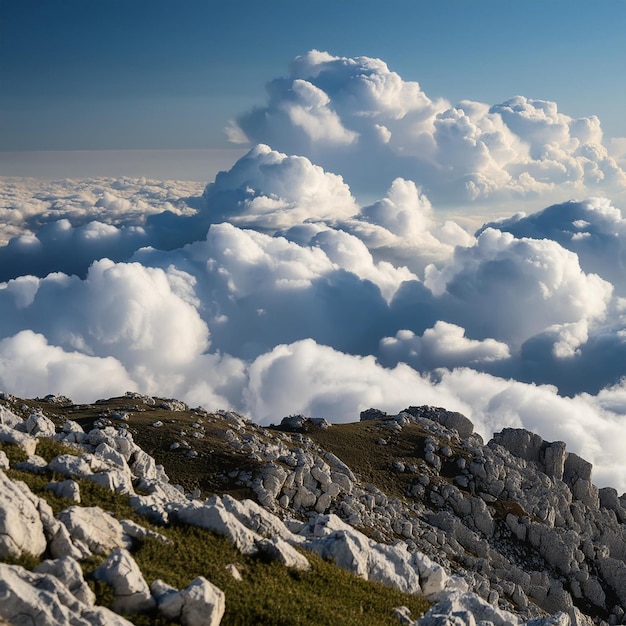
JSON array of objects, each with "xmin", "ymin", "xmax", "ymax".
[
  {"xmin": 130, "ymin": 525, "xmax": 429, "ymax": 626},
  {"xmin": 0, "ymin": 440, "xmax": 28, "ymax": 465},
  {"xmin": 2, "ymin": 437, "xmax": 431, "ymax": 626}
]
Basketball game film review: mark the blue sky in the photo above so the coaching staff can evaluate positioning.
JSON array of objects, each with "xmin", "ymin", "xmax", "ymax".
[{"xmin": 1, "ymin": 0, "xmax": 625, "ymax": 153}]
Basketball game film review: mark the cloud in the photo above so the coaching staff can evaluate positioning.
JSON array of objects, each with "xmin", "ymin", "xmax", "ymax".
[
  {"xmin": 201, "ymin": 144, "xmax": 359, "ymax": 230},
  {"xmin": 230, "ymin": 51, "xmax": 626, "ymax": 205},
  {"xmin": 480, "ymin": 198, "xmax": 626, "ymax": 294},
  {"xmin": 0, "ymin": 330, "xmax": 136, "ymax": 402},
  {"xmin": 340, "ymin": 177, "xmax": 474, "ymax": 276},
  {"xmin": 0, "ymin": 177, "xmax": 202, "ymax": 280},
  {"xmin": 423, "ymin": 227, "xmax": 613, "ymax": 347},
  {"xmin": 0, "ymin": 259, "xmax": 210, "ymax": 381},
  {"xmin": 242, "ymin": 338, "xmax": 626, "ymax": 492},
  {"xmin": 2, "ymin": 50, "xmax": 626, "ymax": 493},
  {"xmin": 244, "ymin": 338, "xmax": 464, "ymax": 425},
  {"xmin": 379, "ymin": 322, "xmax": 510, "ymax": 371},
  {"xmin": 133, "ymin": 222, "xmax": 396, "ymax": 359}
]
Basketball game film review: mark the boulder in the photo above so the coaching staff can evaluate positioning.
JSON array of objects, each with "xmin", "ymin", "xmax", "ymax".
[
  {"xmin": 25, "ymin": 410, "xmax": 56, "ymax": 437},
  {"xmin": 94, "ymin": 548, "xmax": 155, "ymax": 614},
  {"xmin": 35, "ymin": 556, "xmax": 96, "ymax": 605},
  {"xmin": 45, "ymin": 479, "xmax": 81, "ymax": 503},
  {"xmin": 57, "ymin": 506, "xmax": 129, "ymax": 558},
  {"xmin": 174, "ymin": 498, "xmax": 261, "ymax": 555},
  {"xmin": 0, "ymin": 472, "xmax": 47, "ymax": 559},
  {"xmin": 256, "ymin": 536, "xmax": 310, "ymax": 570},
  {"xmin": 48, "ymin": 454, "xmax": 93, "ymax": 479},
  {"xmin": 157, "ymin": 576, "xmax": 225, "ymax": 626},
  {"xmin": 0, "ymin": 424, "xmax": 37, "ymax": 456},
  {"xmin": 0, "ymin": 563, "xmax": 134, "ymax": 626},
  {"xmin": 419, "ymin": 589, "xmax": 523, "ymax": 626},
  {"xmin": 492, "ymin": 428, "xmax": 543, "ymax": 465},
  {"xmin": 0, "ymin": 405, "xmax": 22, "ymax": 427},
  {"xmin": 304, "ymin": 514, "xmax": 423, "ymax": 595}
]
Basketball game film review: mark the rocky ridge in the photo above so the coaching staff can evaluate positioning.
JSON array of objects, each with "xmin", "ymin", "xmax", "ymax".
[{"xmin": 0, "ymin": 392, "xmax": 624, "ymax": 625}]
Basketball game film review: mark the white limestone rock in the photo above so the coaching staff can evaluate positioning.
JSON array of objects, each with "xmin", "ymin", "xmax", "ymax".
[
  {"xmin": 303, "ymin": 514, "xmax": 424, "ymax": 595},
  {"xmin": 94, "ymin": 548, "xmax": 155, "ymax": 614},
  {"xmin": 418, "ymin": 589, "xmax": 522, "ymax": 626},
  {"xmin": 0, "ymin": 472, "xmax": 47, "ymax": 559},
  {"xmin": 158, "ymin": 576, "xmax": 225, "ymax": 626},
  {"xmin": 45, "ymin": 479, "xmax": 81, "ymax": 502},
  {"xmin": 256, "ymin": 536, "xmax": 311, "ymax": 570},
  {"xmin": 25, "ymin": 410, "xmax": 57, "ymax": 437},
  {"xmin": 0, "ymin": 450, "xmax": 9, "ymax": 470},
  {"xmin": 62, "ymin": 420, "xmax": 84, "ymax": 434},
  {"xmin": 130, "ymin": 449, "xmax": 162, "ymax": 481},
  {"xmin": 58, "ymin": 506, "xmax": 130, "ymax": 558},
  {"xmin": 225, "ymin": 564, "xmax": 243, "ymax": 581},
  {"xmin": 120, "ymin": 518, "xmax": 172, "ymax": 545},
  {"xmin": 15, "ymin": 453, "xmax": 48, "ymax": 474},
  {"xmin": 35, "ymin": 555, "xmax": 96, "ymax": 605},
  {"xmin": 0, "ymin": 405, "xmax": 22, "ymax": 427},
  {"xmin": 0, "ymin": 424, "xmax": 37, "ymax": 455},
  {"xmin": 0, "ymin": 563, "xmax": 133, "ymax": 626},
  {"xmin": 47, "ymin": 453, "xmax": 94, "ymax": 478},
  {"xmin": 84, "ymin": 467, "xmax": 135, "ymax": 495},
  {"xmin": 220, "ymin": 494, "xmax": 304, "ymax": 544},
  {"xmin": 174, "ymin": 498, "xmax": 261, "ymax": 555}
]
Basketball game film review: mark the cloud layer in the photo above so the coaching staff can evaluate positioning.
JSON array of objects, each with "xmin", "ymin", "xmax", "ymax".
[
  {"xmin": 1, "ymin": 51, "xmax": 626, "ymax": 492},
  {"xmin": 230, "ymin": 51, "xmax": 626, "ymax": 206}
]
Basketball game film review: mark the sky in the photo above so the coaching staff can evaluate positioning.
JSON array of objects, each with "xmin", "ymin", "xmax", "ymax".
[
  {"xmin": 2, "ymin": 1, "xmax": 626, "ymax": 493},
  {"xmin": 1, "ymin": 0, "xmax": 625, "ymax": 155}
]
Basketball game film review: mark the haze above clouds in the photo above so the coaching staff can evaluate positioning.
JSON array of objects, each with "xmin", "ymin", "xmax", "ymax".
[{"xmin": 2, "ymin": 50, "xmax": 626, "ymax": 491}]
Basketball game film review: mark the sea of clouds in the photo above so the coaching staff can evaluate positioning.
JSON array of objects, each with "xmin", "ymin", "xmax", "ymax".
[{"xmin": 2, "ymin": 51, "xmax": 626, "ymax": 491}]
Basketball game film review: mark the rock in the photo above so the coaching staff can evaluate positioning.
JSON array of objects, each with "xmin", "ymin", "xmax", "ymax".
[
  {"xmin": 225, "ymin": 564, "xmax": 243, "ymax": 581},
  {"xmin": 360, "ymin": 408, "xmax": 388, "ymax": 421},
  {"xmin": 62, "ymin": 420, "xmax": 84, "ymax": 434},
  {"xmin": 25, "ymin": 410, "xmax": 56, "ymax": 437},
  {"xmin": 0, "ymin": 405, "xmax": 22, "ymax": 427},
  {"xmin": 256, "ymin": 536, "xmax": 311, "ymax": 570},
  {"xmin": 48, "ymin": 454, "xmax": 93, "ymax": 478},
  {"xmin": 219, "ymin": 495, "xmax": 302, "ymax": 544},
  {"xmin": 418, "ymin": 589, "xmax": 521, "ymax": 626},
  {"xmin": 0, "ymin": 450, "xmax": 8, "ymax": 469},
  {"xmin": 120, "ymin": 519, "xmax": 172, "ymax": 545},
  {"xmin": 544, "ymin": 441, "xmax": 567, "ymax": 480},
  {"xmin": 158, "ymin": 576, "xmax": 225, "ymax": 626},
  {"xmin": 94, "ymin": 548, "xmax": 155, "ymax": 614},
  {"xmin": 85, "ymin": 468, "xmax": 135, "ymax": 495},
  {"xmin": 0, "ymin": 563, "xmax": 134, "ymax": 626},
  {"xmin": 403, "ymin": 406, "xmax": 474, "ymax": 439},
  {"xmin": 0, "ymin": 424, "xmax": 37, "ymax": 455},
  {"xmin": 597, "ymin": 557, "xmax": 626, "ymax": 605},
  {"xmin": 58, "ymin": 506, "xmax": 129, "ymax": 557},
  {"xmin": 45, "ymin": 479, "xmax": 81, "ymax": 502},
  {"xmin": 492, "ymin": 428, "xmax": 543, "ymax": 465},
  {"xmin": 15, "ymin": 454, "xmax": 48, "ymax": 474},
  {"xmin": 0, "ymin": 472, "xmax": 47, "ymax": 559},
  {"xmin": 304, "ymin": 514, "xmax": 423, "ymax": 595},
  {"xmin": 157, "ymin": 399, "xmax": 189, "ymax": 411},
  {"xmin": 174, "ymin": 498, "xmax": 261, "ymax": 555},
  {"xmin": 35, "ymin": 556, "xmax": 96, "ymax": 605}
]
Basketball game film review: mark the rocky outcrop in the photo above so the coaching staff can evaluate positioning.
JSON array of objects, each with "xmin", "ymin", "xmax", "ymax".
[
  {"xmin": 0, "ymin": 471, "xmax": 47, "ymax": 559},
  {"xmin": 153, "ymin": 577, "xmax": 226, "ymax": 626},
  {"xmin": 94, "ymin": 549, "xmax": 155, "ymax": 614},
  {"xmin": 0, "ymin": 392, "xmax": 625, "ymax": 626},
  {"xmin": 0, "ymin": 562, "xmax": 133, "ymax": 626}
]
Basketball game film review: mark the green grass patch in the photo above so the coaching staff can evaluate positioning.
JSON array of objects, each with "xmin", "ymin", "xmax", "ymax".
[
  {"xmin": 130, "ymin": 525, "xmax": 429, "ymax": 626},
  {"xmin": 0, "ymin": 441, "xmax": 28, "ymax": 466},
  {"xmin": 35, "ymin": 438, "xmax": 80, "ymax": 462}
]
